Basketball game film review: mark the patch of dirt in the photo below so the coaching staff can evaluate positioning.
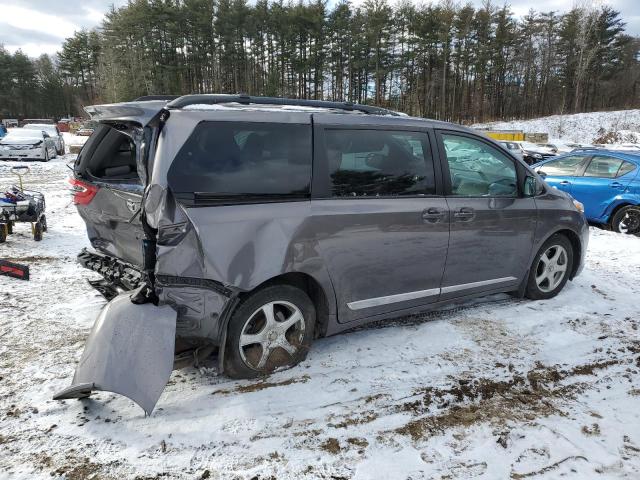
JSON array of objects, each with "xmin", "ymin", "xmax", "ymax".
[
  {"xmin": 395, "ymin": 357, "xmax": 630, "ymax": 442},
  {"xmin": 346, "ymin": 437, "xmax": 369, "ymax": 448},
  {"xmin": 581, "ymin": 423, "xmax": 601, "ymax": 436},
  {"xmin": 53, "ymin": 458, "xmax": 102, "ymax": 480},
  {"xmin": 1, "ymin": 256, "xmax": 59, "ymax": 263},
  {"xmin": 319, "ymin": 437, "xmax": 341, "ymax": 454},
  {"xmin": 511, "ymin": 455, "xmax": 588, "ymax": 478},
  {"xmin": 213, "ymin": 374, "xmax": 310, "ymax": 395},
  {"xmin": 328, "ymin": 411, "xmax": 378, "ymax": 429}
]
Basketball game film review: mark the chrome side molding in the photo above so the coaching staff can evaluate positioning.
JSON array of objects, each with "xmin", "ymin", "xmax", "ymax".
[
  {"xmin": 440, "ymin": 276, "xmax": 518, "ymax": 294},
  {"xmin": 347, "ymin": 276, "xmax": 518, "ymax": 310},
  {"xmin": 347, "ymin": 288, "xmax": 440, "ymax": 310}
]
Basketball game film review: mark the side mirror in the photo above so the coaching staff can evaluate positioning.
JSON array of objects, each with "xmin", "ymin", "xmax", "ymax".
[
  {"xmin": 42, "ymin": 131, "xmax": 50, "ymax": 138},
  {"xmin": 523, "ymin": 176, "xmax": 538, "ymax": 197}
]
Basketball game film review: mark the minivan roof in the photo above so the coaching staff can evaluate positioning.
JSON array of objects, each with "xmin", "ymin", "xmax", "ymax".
[
  {"xmin": 83, "ymin": 94, "xmax": 476, "ymax": 134},
  {"xmin": 166, "ymin": 94, "xmax": 399, "ymax": 116}
]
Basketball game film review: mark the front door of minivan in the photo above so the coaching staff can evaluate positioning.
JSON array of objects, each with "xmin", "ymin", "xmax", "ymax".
[
  {"xmin": 312, "ymin": 119, "xmax": 449, "ymax": 323},
  {"xmin": 435, "ymin": 131, "xmax": 536, "ymax": 300}
]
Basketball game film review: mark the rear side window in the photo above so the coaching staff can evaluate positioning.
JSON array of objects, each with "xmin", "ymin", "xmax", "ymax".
[
  {"xmin": 537, "ymin": 155, "xmax": 587, "ymax": 176},
  {"xmin": 168, "ymin": 122, "xmax": 311, "ymax": 198},
  {"xmin": 583, "ymin": 155, "xmax": 624, "ymax": 178},
  {"xmin": 324, "ymin": 129, "xmax": 435, "ymax": 197},
  {"xmin": 617, "ymin": 161, "xmax": 636, "ymax": 177}
]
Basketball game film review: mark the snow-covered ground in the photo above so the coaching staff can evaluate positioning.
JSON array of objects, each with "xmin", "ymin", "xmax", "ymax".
[
  {"xmin": 1, "ymin": 157, "xmax": 640, "ymax": 479},
  {"xmin": 475, "ymin": 109, "xmax": 640, "ymax": 145}
]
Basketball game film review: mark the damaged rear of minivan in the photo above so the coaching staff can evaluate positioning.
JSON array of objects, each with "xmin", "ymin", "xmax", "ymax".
[
  {"xmin": 57, "ymin": 95, "xmax": 587, "ymax": 415},
  {"xmin": 55, "ymin": 96, "xmax": 336, "ymax": 414}
]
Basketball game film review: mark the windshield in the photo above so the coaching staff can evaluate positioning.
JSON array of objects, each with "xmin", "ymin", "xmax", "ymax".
[
  {"xmin": 5, "ymin": 129, "xmax": 43, "ymax": 139},
  {"xmin": 24, "ymin": 124, "xmax": 56, "ymax": 135}
]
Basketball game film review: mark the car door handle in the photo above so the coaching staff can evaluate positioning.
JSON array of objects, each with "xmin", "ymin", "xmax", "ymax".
[
  {"xmin": 559, "ymin": 180, "xmax": 571, "ymax": 185},
  {"xmin": 422, "ymin": 208, "xmax": 446, "ymax": 223},
  {"xmin": 453, "ymin": 207, "xmax": 475, "ymax": 220},
  {"xmin": 610, "ymin": 181, "xmax": 624, "ymax": 189}
]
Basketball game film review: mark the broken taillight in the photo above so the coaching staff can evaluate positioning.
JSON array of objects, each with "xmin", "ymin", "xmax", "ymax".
[{"xmin": 69, "ymin": 178, "xmax": 99, "ymax": 205}]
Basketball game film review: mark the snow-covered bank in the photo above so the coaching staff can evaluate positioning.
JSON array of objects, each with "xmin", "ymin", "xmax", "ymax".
[
  {"xmin": 1, "ymin": 158, "xmax": 639, "ymax": 479},
  {"xmin": 474, "ymin": 109, "xmax": 640, "ymax": 145}
]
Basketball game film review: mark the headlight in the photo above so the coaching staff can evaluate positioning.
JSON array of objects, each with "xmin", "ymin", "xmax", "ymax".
[
  {"xmin": 572, "ymin": 199, "xmax": 584, "ymax": 213},
  {"xmin": 533, "ymin": 153, "xmax": 542, "ymax": 159}
]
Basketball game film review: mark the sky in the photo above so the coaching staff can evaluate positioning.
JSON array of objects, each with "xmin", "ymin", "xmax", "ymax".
[{"xmin": 1, "ymin": 0, "xmax": 639, "ymax": 58}]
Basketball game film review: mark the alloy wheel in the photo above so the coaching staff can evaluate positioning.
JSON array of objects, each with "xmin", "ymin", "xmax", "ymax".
[
  {"xmin": 239, "ymin": 301, "xmax": 305, "ymax": 371},
  {"xmin": 535, "ymin": 245, "xmax": 568, "ymax": 293}
]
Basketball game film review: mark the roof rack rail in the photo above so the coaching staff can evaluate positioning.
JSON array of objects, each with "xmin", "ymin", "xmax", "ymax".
[
  {"xmin": 134, "ymin": 95, "xmax": 180, "ymax": 102},
  {"xmin": 165, "ymin": 94, "xmax": 400, "ymax": 116}
]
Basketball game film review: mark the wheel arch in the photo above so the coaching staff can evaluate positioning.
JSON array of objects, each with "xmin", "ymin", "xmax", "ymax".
[
  {"xmin": 543, "ymin": 228, "xmax": 582, "ymax": 279},
  {"xmin": 240, "ymin": 271, "xmax": 332, "ymax": 339},
  {"xmin": 606, "ymin": 201, "xmax": 639, "ymax": 225},
  {"xmin": 216, "ymin": 270, "xmax": 333, "ymax": 375}
]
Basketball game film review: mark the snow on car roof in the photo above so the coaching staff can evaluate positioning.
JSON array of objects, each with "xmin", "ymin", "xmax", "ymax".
[
  {"xmin": 4, "ymin": 128, "xmax": 44, "ymax": 138},
  {"xmin": 182, "ymin": 102, "xmax": 382, "ymax": 114}
]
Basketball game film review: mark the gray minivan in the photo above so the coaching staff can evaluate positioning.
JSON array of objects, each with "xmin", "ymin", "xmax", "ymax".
[{"xmin": 56, "ymin": 95, "xmax": 589, "ymax": 413}]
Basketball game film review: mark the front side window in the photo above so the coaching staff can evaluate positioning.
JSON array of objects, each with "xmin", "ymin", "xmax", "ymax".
[
  {"xmin": 442, "ymin": 134, "xmax": 518, "ymax": 197},
  {"xmin": 168, "ymin": 122, "xmax": 311, "ymax": 198},
  {"xmin": 583, "ymin": 155, "xmax": 626, "ymax": 178},
  {"xmin": 324, "ymin": 129, "xmax": 435, "ymax": 197},
  {"xmin": 537, "ymin": 155, "xmax": 588, "ymax": 176}
]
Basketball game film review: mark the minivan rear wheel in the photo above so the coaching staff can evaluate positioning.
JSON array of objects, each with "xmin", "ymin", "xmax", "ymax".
[
  {"xmin": 525, "ymin": 234, "xmax": 573, "ymax": 300},
  {"xmin": 224, "ymin": 285, "xmax": 315, "ymax": 379}
]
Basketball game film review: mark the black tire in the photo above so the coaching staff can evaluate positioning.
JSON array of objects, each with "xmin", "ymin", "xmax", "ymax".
[
  {"xmin": 6, "ymin": 221, "xmax": 13, "ymax": 234},
  {"xmin": 40, "ymin": 215, "xmax": 48, "ymax": 232},
  {"xmin": 611, "ymin": 206, "xmax": 640, "ymax": 235},
  {"xmin": 33, "ymin": 221, "xmax": 43, "ymax": 241},
  {"xmin": 224, "ymin": 285, "xmax": 315, "ymax": 379},
  {"xmin": 0, "ymin": 224, "xmax": 6, "ymax": 243},
  {"xmin": 525, "ymin": 234, "xmax": 574, "ymax": 300}
]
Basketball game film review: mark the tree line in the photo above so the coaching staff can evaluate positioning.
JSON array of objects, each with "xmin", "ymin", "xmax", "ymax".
[{"xmin": 1, "ymin": 0, "xmax": 639, "ymax": 124}]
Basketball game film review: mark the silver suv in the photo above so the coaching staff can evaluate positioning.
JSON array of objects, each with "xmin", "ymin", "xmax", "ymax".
[{"xmin": 55, "ymin": 95, "xmax": 588, "ymax": 414}]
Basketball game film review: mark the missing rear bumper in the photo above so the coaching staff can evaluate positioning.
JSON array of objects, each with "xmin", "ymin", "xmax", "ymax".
[{"xmin": 53, "ymin": 292, "xmax": 177, "ymax": 415}]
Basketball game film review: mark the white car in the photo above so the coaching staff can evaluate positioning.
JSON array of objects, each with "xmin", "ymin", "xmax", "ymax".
[
  {"xmin": 498, "ymin": 141, "xmax": 525, "ymax": 161},
  {"xmin": 538, "ymin": 142, "xmax": 574, "ymax": 154},
  {"xmin": 0, "ymin": 129, "xmax": 57, "ymax": 161},
  {"xmin": 23, "ymin": 123, "xmax": 65, "ymax": 154}
]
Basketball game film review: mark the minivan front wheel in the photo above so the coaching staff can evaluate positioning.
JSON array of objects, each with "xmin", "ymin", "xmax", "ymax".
[
  {"xmin": 525, "ymin": 234, "xmax": 574, "ymax": 300},
  {"xmin": 224, "ymin": 285, "xmax": 315, "ymax": 379}
]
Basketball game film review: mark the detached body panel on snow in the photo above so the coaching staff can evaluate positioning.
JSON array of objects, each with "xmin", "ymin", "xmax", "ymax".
[{"xmin": 54, "ymin": 293, "xmax": 177, "ymax": 415}]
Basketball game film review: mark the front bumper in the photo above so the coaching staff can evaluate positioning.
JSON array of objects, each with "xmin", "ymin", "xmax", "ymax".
[
  {"xmin": 575, "ymin": 217, "xmax": 590, "ymax": 277},
  {"xmin": 0, "ymin": 147, "xmax": 44, "ymax": 159}
]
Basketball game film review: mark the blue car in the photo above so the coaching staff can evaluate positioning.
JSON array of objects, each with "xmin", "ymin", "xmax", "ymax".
[
  {"xmin": 533, "ymin": 150, "xmax": 640, "ymax": 234},
  {"xmin": 0, "ymin": 125, "xmax": 7, "ymax": 138}
]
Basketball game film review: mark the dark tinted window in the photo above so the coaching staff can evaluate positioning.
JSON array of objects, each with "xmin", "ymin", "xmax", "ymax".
[
  {"xmin": 168, "ymin": 122, "xmax": 311, "ymax": 197},
  {"xmin": 537, "ymin": 155, "xmax": 588, "ymax": 176},
  {"xmin": 325, "ymin": 129, "xmax": 435, "ymax": 197},
  {"xmin": 442, "ymin": 134, "xmax": 517, "ymax": 197}
]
